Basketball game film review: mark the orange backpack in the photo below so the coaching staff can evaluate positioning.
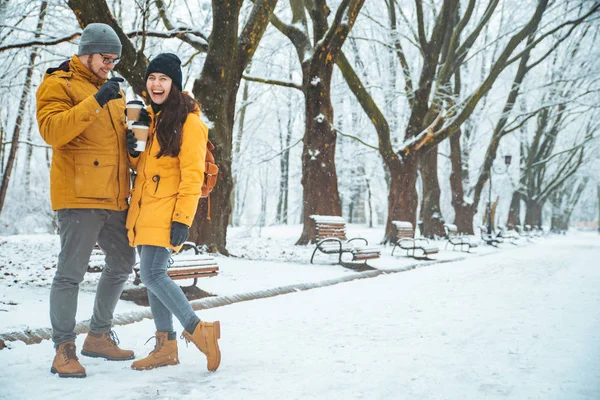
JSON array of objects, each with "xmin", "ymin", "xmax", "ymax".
[{"xmin": 201, "ymin": 140, "xmax": 218, "ymax": 219}]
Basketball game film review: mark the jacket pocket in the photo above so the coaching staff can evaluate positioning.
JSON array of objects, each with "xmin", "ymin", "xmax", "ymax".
[
  {"xmin": 146, "ymin": 174, "xmax": 179, "ymax": 199},
  {"xmin": 74, "ymin": 154, "xmax": 118, "ymax": 199},
  {"xmin": 137, "ymin": 175, "xmax": 179, "ymax": 228}
]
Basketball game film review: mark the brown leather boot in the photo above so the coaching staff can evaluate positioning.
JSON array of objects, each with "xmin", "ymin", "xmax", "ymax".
[
  {"xmin": 81, "ymin": 330, "xmax": 134, "ymax": 360},
  {"xmin": 51, "ymin": 341, "xmax": 86, "ymax": 378},
  {"xmin": 131, "ymin": 332, "xmax": 180, "ymax": 371},
  {"xmin": 182, "ymin": 321, "xmax": 221, "ymax": 371}
]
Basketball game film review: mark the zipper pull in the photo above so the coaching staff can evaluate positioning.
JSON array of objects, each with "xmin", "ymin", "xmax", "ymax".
[{"xmin": 152, "ymin": 175, "xmax": 160, "ymax": 194}]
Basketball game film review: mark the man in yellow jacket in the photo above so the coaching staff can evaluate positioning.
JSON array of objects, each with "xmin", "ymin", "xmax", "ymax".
[{"xmin": 36, "ymin": 23, "xmax": 136, "ymax": 378}]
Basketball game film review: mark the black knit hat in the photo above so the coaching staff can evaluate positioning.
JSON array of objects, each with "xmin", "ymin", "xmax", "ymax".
[{"xmin": 145, "ymin": 53, "xmax": 182, "ymax": 91}]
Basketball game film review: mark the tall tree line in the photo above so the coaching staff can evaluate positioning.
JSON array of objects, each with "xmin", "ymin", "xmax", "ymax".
[{"xmin": 0, "ymin": 0, "xmax": 598, "ymax": 247}]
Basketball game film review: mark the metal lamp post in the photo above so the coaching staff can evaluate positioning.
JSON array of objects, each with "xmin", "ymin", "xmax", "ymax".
[{"xmin": 488, "ymin": 155, "xmax": 512, "ymax": 234}]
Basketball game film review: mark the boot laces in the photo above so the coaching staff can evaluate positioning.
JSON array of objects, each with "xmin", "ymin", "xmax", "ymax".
[
  {"xmin": 108, "ymin": 330, "xmax": 121, "ymax": 346},
  {"xmin": 143, "ymin": 335, "xmax": 164, "ymax": 354},
  {"xmin": 181, "ymin": 332, "xmax": 191, "ymax": 347},
  {"xmin": 63, "ymin": 343, "xmax": 79, "ymax": 362}
]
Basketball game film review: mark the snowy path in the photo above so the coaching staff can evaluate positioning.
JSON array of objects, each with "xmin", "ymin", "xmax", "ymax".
[{"xmin": 1, "ymin": 234, "xmax": 599, "ymax": 399}]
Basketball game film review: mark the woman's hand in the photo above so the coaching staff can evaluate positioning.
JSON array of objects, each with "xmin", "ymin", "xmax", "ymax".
[{"xmin": 170, "ymin": 221, "xmax": 189, "ymax": 247}]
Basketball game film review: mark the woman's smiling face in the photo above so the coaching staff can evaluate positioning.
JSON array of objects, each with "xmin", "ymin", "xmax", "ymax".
[{"xmin": 146, "ymin": 72, "xmax": 173, "ymax": 104}]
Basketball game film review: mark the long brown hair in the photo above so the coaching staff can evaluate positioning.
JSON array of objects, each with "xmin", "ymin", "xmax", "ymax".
[{"xmin": 155, "ymin": 85, "xmax": 197, "ymax": 158}]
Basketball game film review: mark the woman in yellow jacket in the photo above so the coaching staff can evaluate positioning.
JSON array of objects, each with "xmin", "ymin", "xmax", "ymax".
[{"xmin": 126, "ymin": 53, "xmax": 220, "ymax": 372}]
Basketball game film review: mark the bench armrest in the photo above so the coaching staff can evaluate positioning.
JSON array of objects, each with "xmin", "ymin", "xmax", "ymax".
[
  {"xmin": 398, "ymin": 238, "xmax": 415, "ymax": 245},
  {"xmin": 316, "ymin": 238, "xmax": 343, "ymax": 251},
  {"xmin": 347, "ymin": 237, "xmax": 368, "ymax": 246}
]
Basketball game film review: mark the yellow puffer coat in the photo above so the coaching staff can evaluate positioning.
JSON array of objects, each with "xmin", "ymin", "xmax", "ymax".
[
  {"xmin": 126, "ymin": 104, "xmax": 208, "ymax": 251},
  {"xmin": 36, "ymin": 55, "xmax": 130, "ymax": 211}
]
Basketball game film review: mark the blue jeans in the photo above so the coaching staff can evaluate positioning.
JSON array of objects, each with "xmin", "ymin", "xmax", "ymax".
[{"xmin": 138, "ymin": 245, "xmax": 200, "ymax": 333}]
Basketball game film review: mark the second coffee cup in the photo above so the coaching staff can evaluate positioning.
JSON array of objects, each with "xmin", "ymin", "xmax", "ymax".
[
  {"xmin": 131, "ymin": 121, "xmax": 149, "ymax": 152},
  {"xmin": 126, "ymin": 100, "xmax": 145, "ymax": 128}
]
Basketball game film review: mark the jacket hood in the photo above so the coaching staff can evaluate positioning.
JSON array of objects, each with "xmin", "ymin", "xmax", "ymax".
[{"xmin": 43, "ymin": 55, "xmax": 105, "ymax": 84}]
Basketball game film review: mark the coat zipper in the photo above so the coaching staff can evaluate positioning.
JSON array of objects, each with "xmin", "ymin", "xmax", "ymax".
[{"xmin": 105, "ymin": 98, "xmax": 122, "ymax": 210}]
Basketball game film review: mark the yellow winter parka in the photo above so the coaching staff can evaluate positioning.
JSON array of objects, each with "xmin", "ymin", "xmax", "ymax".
[
  {"xmin": 36, "ymin": 55, "xmax": 130, "ymax": 211},
  {"xmin": 126, "ymin": 103, "xmax": 208, "ymax": 251}
]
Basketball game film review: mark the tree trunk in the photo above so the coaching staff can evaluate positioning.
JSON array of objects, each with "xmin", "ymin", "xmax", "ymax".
[
  {"xmin": 525, "ymin": 198, "xmax": 540, "ymax": 227},
  {"xmin": 0, "ymin": 122, "xmax": 5, "ymax": 174},
  {"xmin": 597, "ymin": 184, "xmax": 600, "ymax": 234},
  {"xmin": 296, "ymin": 63, "xmax": 342, "ymax": 245},
  {"xmin": 449, "ymin": 129, "xmax": 475, "ymax": 233},
  {"xmin": 0, "ymin": 1, "xmax": 46, "ymax": 213},
  {"xmin": 294, "ymin": 0, "xmax": 366, "ymax": 245},
  {"xmin": 276, "ymin": 77, "xmax": 293, "ymax": 225},
  {"xmin": 23, "ymin": 119, "xmax": 34, "ymax": 188},
  {"xmin": 383, "ymin": 158, "xmax": 419, "ymax": 244},
  {"xmin": 190, "ymin": 0, "xmax": 278, "ymax": 253},
  {"xmin": 366, "ymin": 179, "xmax": 373, "ymax": 228},
  {"xmin": 455, "ymin": 204, "xmax": 476, "ymax": 234},
  {"xmin": 231, "ymin": 68, "xmax": 251, "ymax": 227},
  {"xmin": 420, "ymin": 148, "xmax": 445, "ymax": 237},
  {"xmin": 507, "ymin": 191, "xmax": 521, "ymax": 228}
]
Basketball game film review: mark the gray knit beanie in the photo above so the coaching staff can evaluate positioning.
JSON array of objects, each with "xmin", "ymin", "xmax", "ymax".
[{"xmin": 78, "ymin": 23, "xmax": 122, "ymax": 57}]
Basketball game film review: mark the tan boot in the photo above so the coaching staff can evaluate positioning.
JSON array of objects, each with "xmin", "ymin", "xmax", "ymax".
[
  {"xmin": 81, "ymin": 330, "xmax": 134, "ymax": 360},
  {"xmin": 131, "ymin": 332, "xmax": 180, "ymax": 371},
  {"xmin": 51, "ymin": 341, "xmax": 86, "ymax": 378},
  {"xmin": 182, "ymin": 321, "xmax": 221, "ymax": 371}
]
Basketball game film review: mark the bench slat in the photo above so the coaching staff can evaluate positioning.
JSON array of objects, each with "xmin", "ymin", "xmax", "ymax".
[
  {"xmin": 168, "ymin": 266, "xmax": 219, "ymax": 274},
  {"xmin": 170, "ymin": 259, "xmax": 218, "ymax": 267},
  {"xmin": 169, "ymin": 272, "xmax": 219, "ymax": 280}
]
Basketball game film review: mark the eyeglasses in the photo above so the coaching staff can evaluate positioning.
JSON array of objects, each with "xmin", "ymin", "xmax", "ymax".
[{"xmin": 98, "ymin": 53, "xmax": 120, "ymax": 66}]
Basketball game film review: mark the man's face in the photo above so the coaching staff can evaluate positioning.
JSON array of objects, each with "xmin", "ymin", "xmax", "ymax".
[{"xmin": 86, "ymin": 53, "xmax": 119, "ymax": 80}]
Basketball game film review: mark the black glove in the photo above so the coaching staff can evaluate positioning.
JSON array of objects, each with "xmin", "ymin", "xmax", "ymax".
[
  {"xmin": 170, "ymin": 221, "xmax": 189, "ymax": 247},
  {"xmin": 126, "ymin": 131, "xmax": 140, "ymax": 158},
  {"xmin": 94, "ymin": 77, "xmax": 124, "ymax": 107},
  {"xmin": 138, "ymin": 107, "xmax": 150, "ymax": 124}
]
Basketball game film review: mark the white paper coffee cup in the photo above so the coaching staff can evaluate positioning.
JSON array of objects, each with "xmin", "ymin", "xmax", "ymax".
[
  {"xmin": 134, "ymin": 140, "xmax": 147, "ymax": 151},
  {"xmin": 131, "ymin": 122, "xmax": 149, "ymax": 152}
]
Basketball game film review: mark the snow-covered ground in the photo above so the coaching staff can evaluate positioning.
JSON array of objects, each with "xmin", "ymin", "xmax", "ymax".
[{"xmin": 0, "ymin": 226, "xmax": 598, "ymax": 399}]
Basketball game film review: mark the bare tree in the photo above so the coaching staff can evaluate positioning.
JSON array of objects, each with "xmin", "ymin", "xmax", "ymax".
[
  {"xmin": 67, "ymin": 0, "xmax": 150, "ymax": 96},
  {"xmin": 0, "ymin": 1, "xmax": 47, "ymax": 213},
  {"xmin": 191, "ymin": 0, "xmax": 279, "ymax": 253},
  {"xmin": 550, "ymin": 177, "xmax": 588, "ymax": 232},
  {"xmin": 451, "ymin": 2, "xmax": 599, "ymax": 233},
  {"xmin": 64, "ymin": 0, "xmax": 278, "ymax": 253},
  {"xmin": 259, "ymin": 0, "xmax": 367, "ymax": 244}
]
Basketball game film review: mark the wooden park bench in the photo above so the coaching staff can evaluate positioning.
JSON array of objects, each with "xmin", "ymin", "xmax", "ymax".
[
  {"xmin": 391, "ymin": 221, "xmax": 438, "ymax": 259},
  {"xmin": 309, "ymin": 215, "xmax": 381, "ymax": 267},
  {"xmin": 515, "ymin": 225, "xmax": 535, "ymax": 241},
  {"xmin": 133, "ymin": 242, "xmax": 219, "ymax": 287},
  {"xmin": 497, "ymin": 225, "xmax": 519, "ymax": 245},
  {"xmin": 443, "ymin": 224, "xmax": 479, "ymax": 252},
  {"xmin": 532, "ymin": 225, "xmax": 545, "ymax": 237},
  {"xmin": 87, "ymin": 243, "xmax": 218, "ymax": 288},
  {"xmin": 87, "ymin": 245, "xmax": 106, "ymax": 273},
  {"xmin": 478, "ymin": 225, "xmax": 503, "ymax": 247}
]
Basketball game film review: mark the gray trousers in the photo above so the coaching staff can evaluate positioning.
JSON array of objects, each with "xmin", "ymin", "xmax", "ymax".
[
  {"xmin": 50, "ymin": 209, "xmax": 136, "ymax": 346},
  {"xmin": 138, "ymin": 245, "xmax": 200, "ymax": 334}
]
